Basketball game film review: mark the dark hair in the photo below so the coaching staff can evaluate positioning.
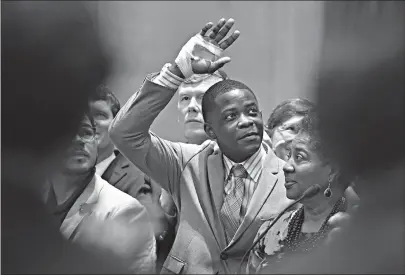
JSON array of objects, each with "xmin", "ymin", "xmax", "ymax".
[
  {"xmin": 266, "ymin": 98, "xmax": 316, "ymax": 137},
  {"xmin": 201, "ymin": 79, "xmax": 256, "ymax": 122},
  {"xmin": 89, "ymin": 84, "xmax": 121, "ymax": 117},
  {"xmin": 2, "ymin": 1, "xmax": 111, "ymax": 156},
  {"xmin": 295, "ymin": 111, "xmax": 351, "ymax": 190},
  {"xmin": 295, "ymin": 110, "xmax": 325, "ymax": 160}
]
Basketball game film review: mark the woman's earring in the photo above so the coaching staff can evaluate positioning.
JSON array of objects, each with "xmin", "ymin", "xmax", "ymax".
[{"xmin": 324, "ymin": 179, "xmax": 332, "ymax": 198}]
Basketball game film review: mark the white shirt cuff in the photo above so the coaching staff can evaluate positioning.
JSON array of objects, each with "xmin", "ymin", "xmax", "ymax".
[{"xmin": 152, "ymin": 63, "xmax": 184, "ymax": 89}]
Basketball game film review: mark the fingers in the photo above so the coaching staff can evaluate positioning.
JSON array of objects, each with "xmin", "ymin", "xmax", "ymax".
[
  {"xmin": 328, "ymin": 211, "xmax": 351, "ymax": 227},
  {"xmin": 208, "ymin": 18, "xmax": 226, "ymax": 39},
  {"xmin": 191, "ymin": 56, "xmax": 231, "ymax": 74},
  {"xmin": 201, "ymin": 18, "xmax": 240, "ymax": 50},
  {"xmin": 324, "ymin": 227, "xmax": 344, "ymax": 245},
  {"xmin": 214, "ymin": 18, "xmax": 235, "ymax": 42},
  {"xmin": 325, "ymin": 212, "xmax": 351, "ymax": 246},
  {"xmin": 209, "ymin": 57, "xmax": 231, "ymax": 73},
  {"xmin": 344, "ymin": 185, "xmax": 360, "ymax": 215},
  {"xmin": 200, "ymin": 22, "xmax": 214, "ymax": 36},
  {"xmin": 219, "ymin": 30, "xmax": 240, "ymax": 50}
]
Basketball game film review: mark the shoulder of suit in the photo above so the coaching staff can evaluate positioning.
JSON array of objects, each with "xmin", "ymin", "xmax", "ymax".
[
  {"xmin": 173, "ymin": 139, "xmax": 218, "ymax": 164},
  {"xmin": 200, "ymin": 139, "xmax": 218, "ymax": 151},
  {"xmin": 94, "ymin": 174, "xmax": 142, "ymax": 208}
]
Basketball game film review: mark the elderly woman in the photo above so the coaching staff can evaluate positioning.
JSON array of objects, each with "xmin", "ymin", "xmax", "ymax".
[{"xmin": 248, "ymin": 112, "xmax": 351, "ymax": 274}]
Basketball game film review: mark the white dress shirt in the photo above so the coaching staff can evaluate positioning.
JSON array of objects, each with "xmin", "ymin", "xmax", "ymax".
[{"xmin": 95, "ymin": 152, "xmax": 116, "ymax": 176}]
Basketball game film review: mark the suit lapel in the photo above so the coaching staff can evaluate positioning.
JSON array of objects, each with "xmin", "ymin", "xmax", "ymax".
[
  {"xmin": 207, "ymin": 153, "xmax": 225, "ymax": 213},
  {"xmin": 206, "ymin": 152, "xmax": 227, "ymax": 249},
  {"xmin": 105, "ymin": 154, "xmax": 128, "ymax": 187},
  {"xmin": 228, "ymin": 149, "xmax": 281, "ymax": 247},
  {"xmin": 60, "ymin": 176, "xmax": 103, "ymax": 240}
]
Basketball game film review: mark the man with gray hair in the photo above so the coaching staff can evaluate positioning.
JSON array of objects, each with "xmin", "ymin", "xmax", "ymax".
[{"xmin": 177, "ymin": 70, "xmax": 229, "ymax": 145}]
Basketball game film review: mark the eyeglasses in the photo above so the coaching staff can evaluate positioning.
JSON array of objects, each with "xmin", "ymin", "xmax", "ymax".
[{"xmin": 75, "ymin": 126, "xmax": 96, "ymax": 143}]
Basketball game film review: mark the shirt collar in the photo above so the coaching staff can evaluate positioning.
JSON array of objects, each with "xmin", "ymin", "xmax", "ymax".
[
  {"xmin": 95, "ymin": 152, "xmax": 116, "ymax": 176},
  {"xmin": 223, "ymin": 144, "xmax": 267, "ymax": 183}
]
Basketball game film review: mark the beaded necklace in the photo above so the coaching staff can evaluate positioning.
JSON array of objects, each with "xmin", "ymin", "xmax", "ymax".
[
  {"xmin": 284, "ymin": 197, "xmax": 346, "ymax": 253},
  {"xmin": 254, "ymin": 198, "xmax": 346, "ymax": 273}
]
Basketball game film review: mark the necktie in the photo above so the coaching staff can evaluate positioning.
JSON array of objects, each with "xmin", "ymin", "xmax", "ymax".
[{"xmin": 220, "ymin": 164, "xmax": 248, "ymax": 242}]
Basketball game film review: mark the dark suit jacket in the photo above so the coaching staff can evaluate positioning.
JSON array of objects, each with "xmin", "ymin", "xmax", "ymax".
[{"xmin": 101, "ymin": 151, "xmax": 147, "ymax": 200}]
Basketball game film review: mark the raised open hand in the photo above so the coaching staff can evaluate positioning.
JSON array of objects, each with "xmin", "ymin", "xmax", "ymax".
[
  {"xmin": 200, "ymin": 18, "xmax": 240, "ymax": 50},
  {"xmin": 175, "ymin": 18, "xmax": 240, "ymax": 78},
  {"xmin": 191, "ymin": 18, "xmax": 240, "ymax": 74}
]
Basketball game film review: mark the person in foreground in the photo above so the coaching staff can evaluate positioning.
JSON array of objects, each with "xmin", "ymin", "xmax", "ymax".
[
  {"xmin": 279, "ymin": 1, "xmax": 404, "ymax": 273},
  {"xmin": 110, "ymin": 18, "xmax": 293, "ymax": 273},
  {"xmin": 248, "ymin": 112, "xmax": 350, "ymax": 274},
  {"xmin": 1, "ymin": 1, "xmax": 127, "ymax": 273},
  {"xmin": 44, "ymin": 113, "xmax": 156, "ymax": 273}
]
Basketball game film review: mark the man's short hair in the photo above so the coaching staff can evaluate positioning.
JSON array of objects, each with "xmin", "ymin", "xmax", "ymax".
[
  {"xmin": 90, "ymin": 84, "xmax": 121, "ymax": 117},
  {"xmin": 201, "ymin": 79, "xmax": 256, "ymax": 122},
  {"xmin": 266, "ymin": 98, "xmax": 316, "ymax": 136}
]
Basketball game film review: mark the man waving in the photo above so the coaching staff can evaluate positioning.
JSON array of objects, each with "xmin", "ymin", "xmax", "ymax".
[{"xmin": 110, "ymin": 18, "xmax": 291, "ymax": 274}]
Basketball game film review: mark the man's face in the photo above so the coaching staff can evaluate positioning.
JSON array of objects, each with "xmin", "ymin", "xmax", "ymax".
[
  {"xmin": 208, "ymin": 89, "xmax": 263, "ymax": 162},
  {"xmin": 89, "ymin": 100, "xmax": 114, "ymax": 150},
  {"xmin": 64, "ymin": 116, "xmax": 98, "ymax": 173},
  {"xmin": 177, "ymin": 77, "xmax": 221, "ymax": 143},
  {"xmin": 270, "ymin": 115, "xmax": 305, "ymax": 160}
]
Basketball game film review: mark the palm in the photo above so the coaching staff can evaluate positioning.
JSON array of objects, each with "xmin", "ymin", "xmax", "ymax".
[{"xmin": 191, "ymin": 18, "xmax": 240, "ymax": 74}]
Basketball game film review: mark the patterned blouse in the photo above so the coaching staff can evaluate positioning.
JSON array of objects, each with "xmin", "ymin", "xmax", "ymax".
[
  {"xmin": 248, "ymin": 198, "xmax": 346, "ymax": 274},
  {"xmin": 248, "ymin": 210, "xmax": 298, "ymax": 274}
]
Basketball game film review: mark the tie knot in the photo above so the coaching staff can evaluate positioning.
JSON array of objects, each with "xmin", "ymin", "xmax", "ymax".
[{"xmin": 231, "ymin": 164, "xmax": 248, "ymax": 179}]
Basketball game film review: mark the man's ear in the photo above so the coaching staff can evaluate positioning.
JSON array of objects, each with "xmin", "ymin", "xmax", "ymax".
[{"xmin": 204, "ymin": 123, "xmax": 216, "ymax": 140}]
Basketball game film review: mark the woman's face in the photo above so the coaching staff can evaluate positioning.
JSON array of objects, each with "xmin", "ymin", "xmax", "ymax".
[{"xmin": 282, "ymin": 135, "xmax": 331, "ymax": 200}]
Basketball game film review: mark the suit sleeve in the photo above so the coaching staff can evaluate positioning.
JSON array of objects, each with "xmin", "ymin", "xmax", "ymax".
[
  {"xmin": 109, "ymin": 73, "xmax": 186, "ymax": 195},
  {"xmin": 111, "ymin": 202, "xmax": 157, "ymax": 274}
]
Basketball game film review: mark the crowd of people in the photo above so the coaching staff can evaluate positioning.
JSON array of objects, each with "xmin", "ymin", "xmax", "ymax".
[{"xmin": 2, "ymin": 1, "xmax": 404, "ymax": 274}]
